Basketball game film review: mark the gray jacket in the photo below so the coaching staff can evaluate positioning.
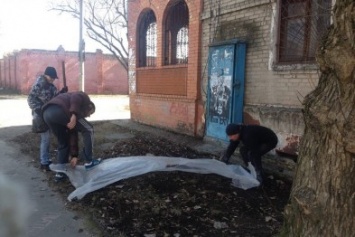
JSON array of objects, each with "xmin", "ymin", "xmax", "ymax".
[{"xmin": 27, "ymin": 75, "xmax": 58, "ymax": 113}]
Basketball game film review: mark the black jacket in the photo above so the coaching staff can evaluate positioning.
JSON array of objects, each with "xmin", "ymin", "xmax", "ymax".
[{"xmin": 225, "ymin": 125, "xmax": 278, "ymax": 158}]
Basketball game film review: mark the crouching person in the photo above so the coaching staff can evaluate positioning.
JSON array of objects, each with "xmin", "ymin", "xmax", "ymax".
[
  {"xmin": 221, "ymin": 123, "xmax": 278, "ymax": 184},
  {"xmin": 42, "ymin": 91, "xmax": 102, "ymax": 182}
]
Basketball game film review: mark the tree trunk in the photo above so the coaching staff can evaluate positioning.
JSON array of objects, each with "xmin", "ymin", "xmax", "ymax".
[{"xmin": 282, "ymin": 1, "xmax": 355, "ymax": 236}]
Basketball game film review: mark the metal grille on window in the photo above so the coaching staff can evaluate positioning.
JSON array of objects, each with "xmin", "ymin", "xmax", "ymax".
[
  {"xmin": 177, "ymin": 27, "xmax": 189, "ymax": 64},
  {"xmin": 146, "ymin": 22, "xmax": 157, "ymax": 67},
  {"xmin": 138, "ymin": 10, "xmax": 157, "ymax": 67},
  {"xmin": 278, "ymin": 0, "xmax": 332, "ymax": 63},
  {"xmin": 164, "ymin": 1, "xmax": 189, "ymax": 65}
]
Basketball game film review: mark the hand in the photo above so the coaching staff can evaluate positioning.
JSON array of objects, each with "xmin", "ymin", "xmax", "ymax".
[
  {"xmin": 67, "ymin": 114, "xmax": 77, "ymax": 129},
  {"xmin": 70, "ymin": 157, "xmax": 78, "ymax": 168},
  {"xmin": 60, "ymin": 86, "xmax": 68, "ymax": 93}
]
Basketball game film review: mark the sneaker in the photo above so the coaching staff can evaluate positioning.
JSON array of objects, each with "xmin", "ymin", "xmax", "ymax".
[
  {"xmin": 54, "ymin": 172, "xmax": 66, "ymax": 182},
  {"xmin": 85, "ymin": 158, "xmax": 102, "ymax": 170},
  {"xmin": 40, "ymin": 164, "xmax": 51, "ymax": 172}
]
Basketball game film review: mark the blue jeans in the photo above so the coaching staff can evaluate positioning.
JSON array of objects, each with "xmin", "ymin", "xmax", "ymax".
[{"xmin": 40, "ymin": 130, "xmax": 51, "ymax": 165}]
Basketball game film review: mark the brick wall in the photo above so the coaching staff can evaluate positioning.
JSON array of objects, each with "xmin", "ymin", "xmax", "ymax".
[
  {"xmin": 0, "ymin": 48, "xmax": 128, "ymax": 95},
  {"xmin": 202, "ymin": 0, "xmax": 319, "ymax": 106},
  {"xmin": 128, "ymin": 0, "xmax": 204, "ymax": 136},
  {"xmin": 200, "ymin": 0, "xmax": 321, "ymax": 155},
  {"xmin": 127, "ymin": 0, "xmax": 324, "ymax": 156}
]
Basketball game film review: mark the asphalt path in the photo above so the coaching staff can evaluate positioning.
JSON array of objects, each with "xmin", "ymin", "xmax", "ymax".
[{"xmin": 0, "ymin": 95, "xmax": 130, "ymax": 237}]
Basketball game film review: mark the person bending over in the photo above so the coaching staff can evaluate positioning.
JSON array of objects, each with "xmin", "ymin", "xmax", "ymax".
[
  {"xmin": 221, "ymin": 123, "xmax": 278, "ymax": 184},
  {"xmin": 42, "ymin": 91, "xmax": 101, "ymax": 181}
]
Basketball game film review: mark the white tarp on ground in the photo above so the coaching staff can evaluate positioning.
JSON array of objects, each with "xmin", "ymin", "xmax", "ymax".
[{"xmin": 50, "ymin": 156, "xmax": 260, "ymax": 201}]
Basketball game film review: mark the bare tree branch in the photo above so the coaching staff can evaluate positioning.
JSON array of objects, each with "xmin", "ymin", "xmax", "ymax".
[{"xmin": 49, "ymin": 0, "xmax": 128, "ymax": 71}]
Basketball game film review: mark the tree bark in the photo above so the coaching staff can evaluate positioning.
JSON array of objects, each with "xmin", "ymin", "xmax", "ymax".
[{"xmin": 282, "ymin": 1, "xmax": 355, "ymax": 236}]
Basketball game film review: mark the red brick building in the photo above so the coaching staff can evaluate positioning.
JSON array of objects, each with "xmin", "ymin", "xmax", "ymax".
[{"xmin": 128, "ymin": 0, "xmax": 204, "ymax": 136}]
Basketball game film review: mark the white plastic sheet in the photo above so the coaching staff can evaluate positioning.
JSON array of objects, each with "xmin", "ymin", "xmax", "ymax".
[{"xmin": 50, "ymin": 156, "xmax": 260, "ymax": 201}]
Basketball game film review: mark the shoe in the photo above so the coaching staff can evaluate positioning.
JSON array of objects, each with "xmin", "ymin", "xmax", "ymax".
[
  {"xmin": 85, "ymin": 158, "xmax": 102, "ymax": 170},
  {"xmin": 54, "ymin": 172, "xmax": 66, "ymax": 182},
  {"xmin": 40, "ymin": 164, "xmax": 51, "ymax": 172}
]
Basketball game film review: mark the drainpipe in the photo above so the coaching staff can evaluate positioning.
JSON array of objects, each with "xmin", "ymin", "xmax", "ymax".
[{"xmin": 79, "ymin": 0, "xmax": 85, "ymax": 91}]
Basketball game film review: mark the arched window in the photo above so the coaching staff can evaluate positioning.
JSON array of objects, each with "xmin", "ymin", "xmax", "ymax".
[
  {"xmin": 138, "ymin": 10, "xmax": 157, "ymax": 67},
  {"xmin": 164, "ymin": 1, "xmax": 189, "ymax": 65}
]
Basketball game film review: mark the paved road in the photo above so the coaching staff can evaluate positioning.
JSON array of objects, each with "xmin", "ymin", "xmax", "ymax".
[{"xmin": 0, "ymin": 95, "xmax": 130, "ymax": 237}]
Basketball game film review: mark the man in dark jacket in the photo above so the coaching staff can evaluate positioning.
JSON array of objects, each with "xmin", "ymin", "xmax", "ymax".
[
  {"xmin": 42, "ymin": 91, "xmax": 101, "ymax": 181},
  {"xmin": 221, "ymin": 123, "xmax": 278, "ymax": 184}
]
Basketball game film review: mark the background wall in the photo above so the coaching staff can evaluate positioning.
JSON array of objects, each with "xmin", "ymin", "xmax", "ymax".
[{"xmin": 0, "ymin": 47, "xmax": 128, "ymax": 95}]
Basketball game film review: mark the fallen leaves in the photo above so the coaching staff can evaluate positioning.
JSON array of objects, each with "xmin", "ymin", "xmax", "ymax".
[{"xmin": 12, "ymin": 121, "xmax": 292, "ymax": 237}]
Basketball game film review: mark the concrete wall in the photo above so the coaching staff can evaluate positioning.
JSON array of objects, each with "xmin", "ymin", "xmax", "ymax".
[{"xmin": 0, "ymin": 47, "xmax": 128, "ymax": 95}]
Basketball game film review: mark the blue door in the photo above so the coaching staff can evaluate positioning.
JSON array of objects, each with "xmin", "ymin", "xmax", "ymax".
[{"xmin": 206, "ymin": 41, "xmax": 246, "ymax": 141}]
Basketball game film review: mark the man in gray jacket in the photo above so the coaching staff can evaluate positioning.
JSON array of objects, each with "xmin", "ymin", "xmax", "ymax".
[{"xmin": 27, "ymin": 66, "xmax": 67, "ymax": 171}]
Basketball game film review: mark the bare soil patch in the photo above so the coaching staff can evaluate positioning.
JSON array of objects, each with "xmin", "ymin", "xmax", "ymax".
[{"xmin": 11, "ymin": 121, "xmax": 291, "ymax": 237}]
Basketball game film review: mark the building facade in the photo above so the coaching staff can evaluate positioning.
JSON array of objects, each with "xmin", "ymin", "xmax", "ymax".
[
  {"xmin": 128, "ymin": 0, "xmax": 204, "ymax": 136},
  {"xmin": 128, "ymin": 0, "xmax": 332, "ymax": 156}
]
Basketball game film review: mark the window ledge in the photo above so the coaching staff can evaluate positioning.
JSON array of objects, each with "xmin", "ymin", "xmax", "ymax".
[
  {"xmin": 272, "ymin": 63, "xmax": 319, "ymax": 71},
  {"xmin": 162, "ymin": 64, "xmax": 188, "ymax": 69}
]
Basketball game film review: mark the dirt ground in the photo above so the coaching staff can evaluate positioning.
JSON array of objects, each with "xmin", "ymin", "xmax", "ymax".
[{"xmin": 11, "ymin": 120, "xmax": 292, "ymax": 237}]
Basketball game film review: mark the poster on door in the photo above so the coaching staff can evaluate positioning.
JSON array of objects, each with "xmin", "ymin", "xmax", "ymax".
[
  {"xmin": 209, "ymin": 72, "xmax": 232, "ymax": 125},
  {"xmin": 207, "ymin": 45, "xmax": 235, "ymax": 140}
]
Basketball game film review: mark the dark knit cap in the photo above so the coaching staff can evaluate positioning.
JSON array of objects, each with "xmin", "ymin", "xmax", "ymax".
[
  {"xmin": 225, "ymin": 123, "xmax": 241, "ymax": 135},
  {"xmin": 44, "ymin": 66, "xmax": 58, "ymax": 79}
]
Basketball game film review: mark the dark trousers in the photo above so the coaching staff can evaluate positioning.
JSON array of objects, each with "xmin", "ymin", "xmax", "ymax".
[
  {"xmin": 43, "ymin": 105, "xmax": 95, "ymax": 164},
  {"xmin": 239, "ymin": 140, "xmax": 277, "ymax": 172},
  {"xmin": 43, "ymin": 105, "xmax": 70, "ymax": 164}
]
